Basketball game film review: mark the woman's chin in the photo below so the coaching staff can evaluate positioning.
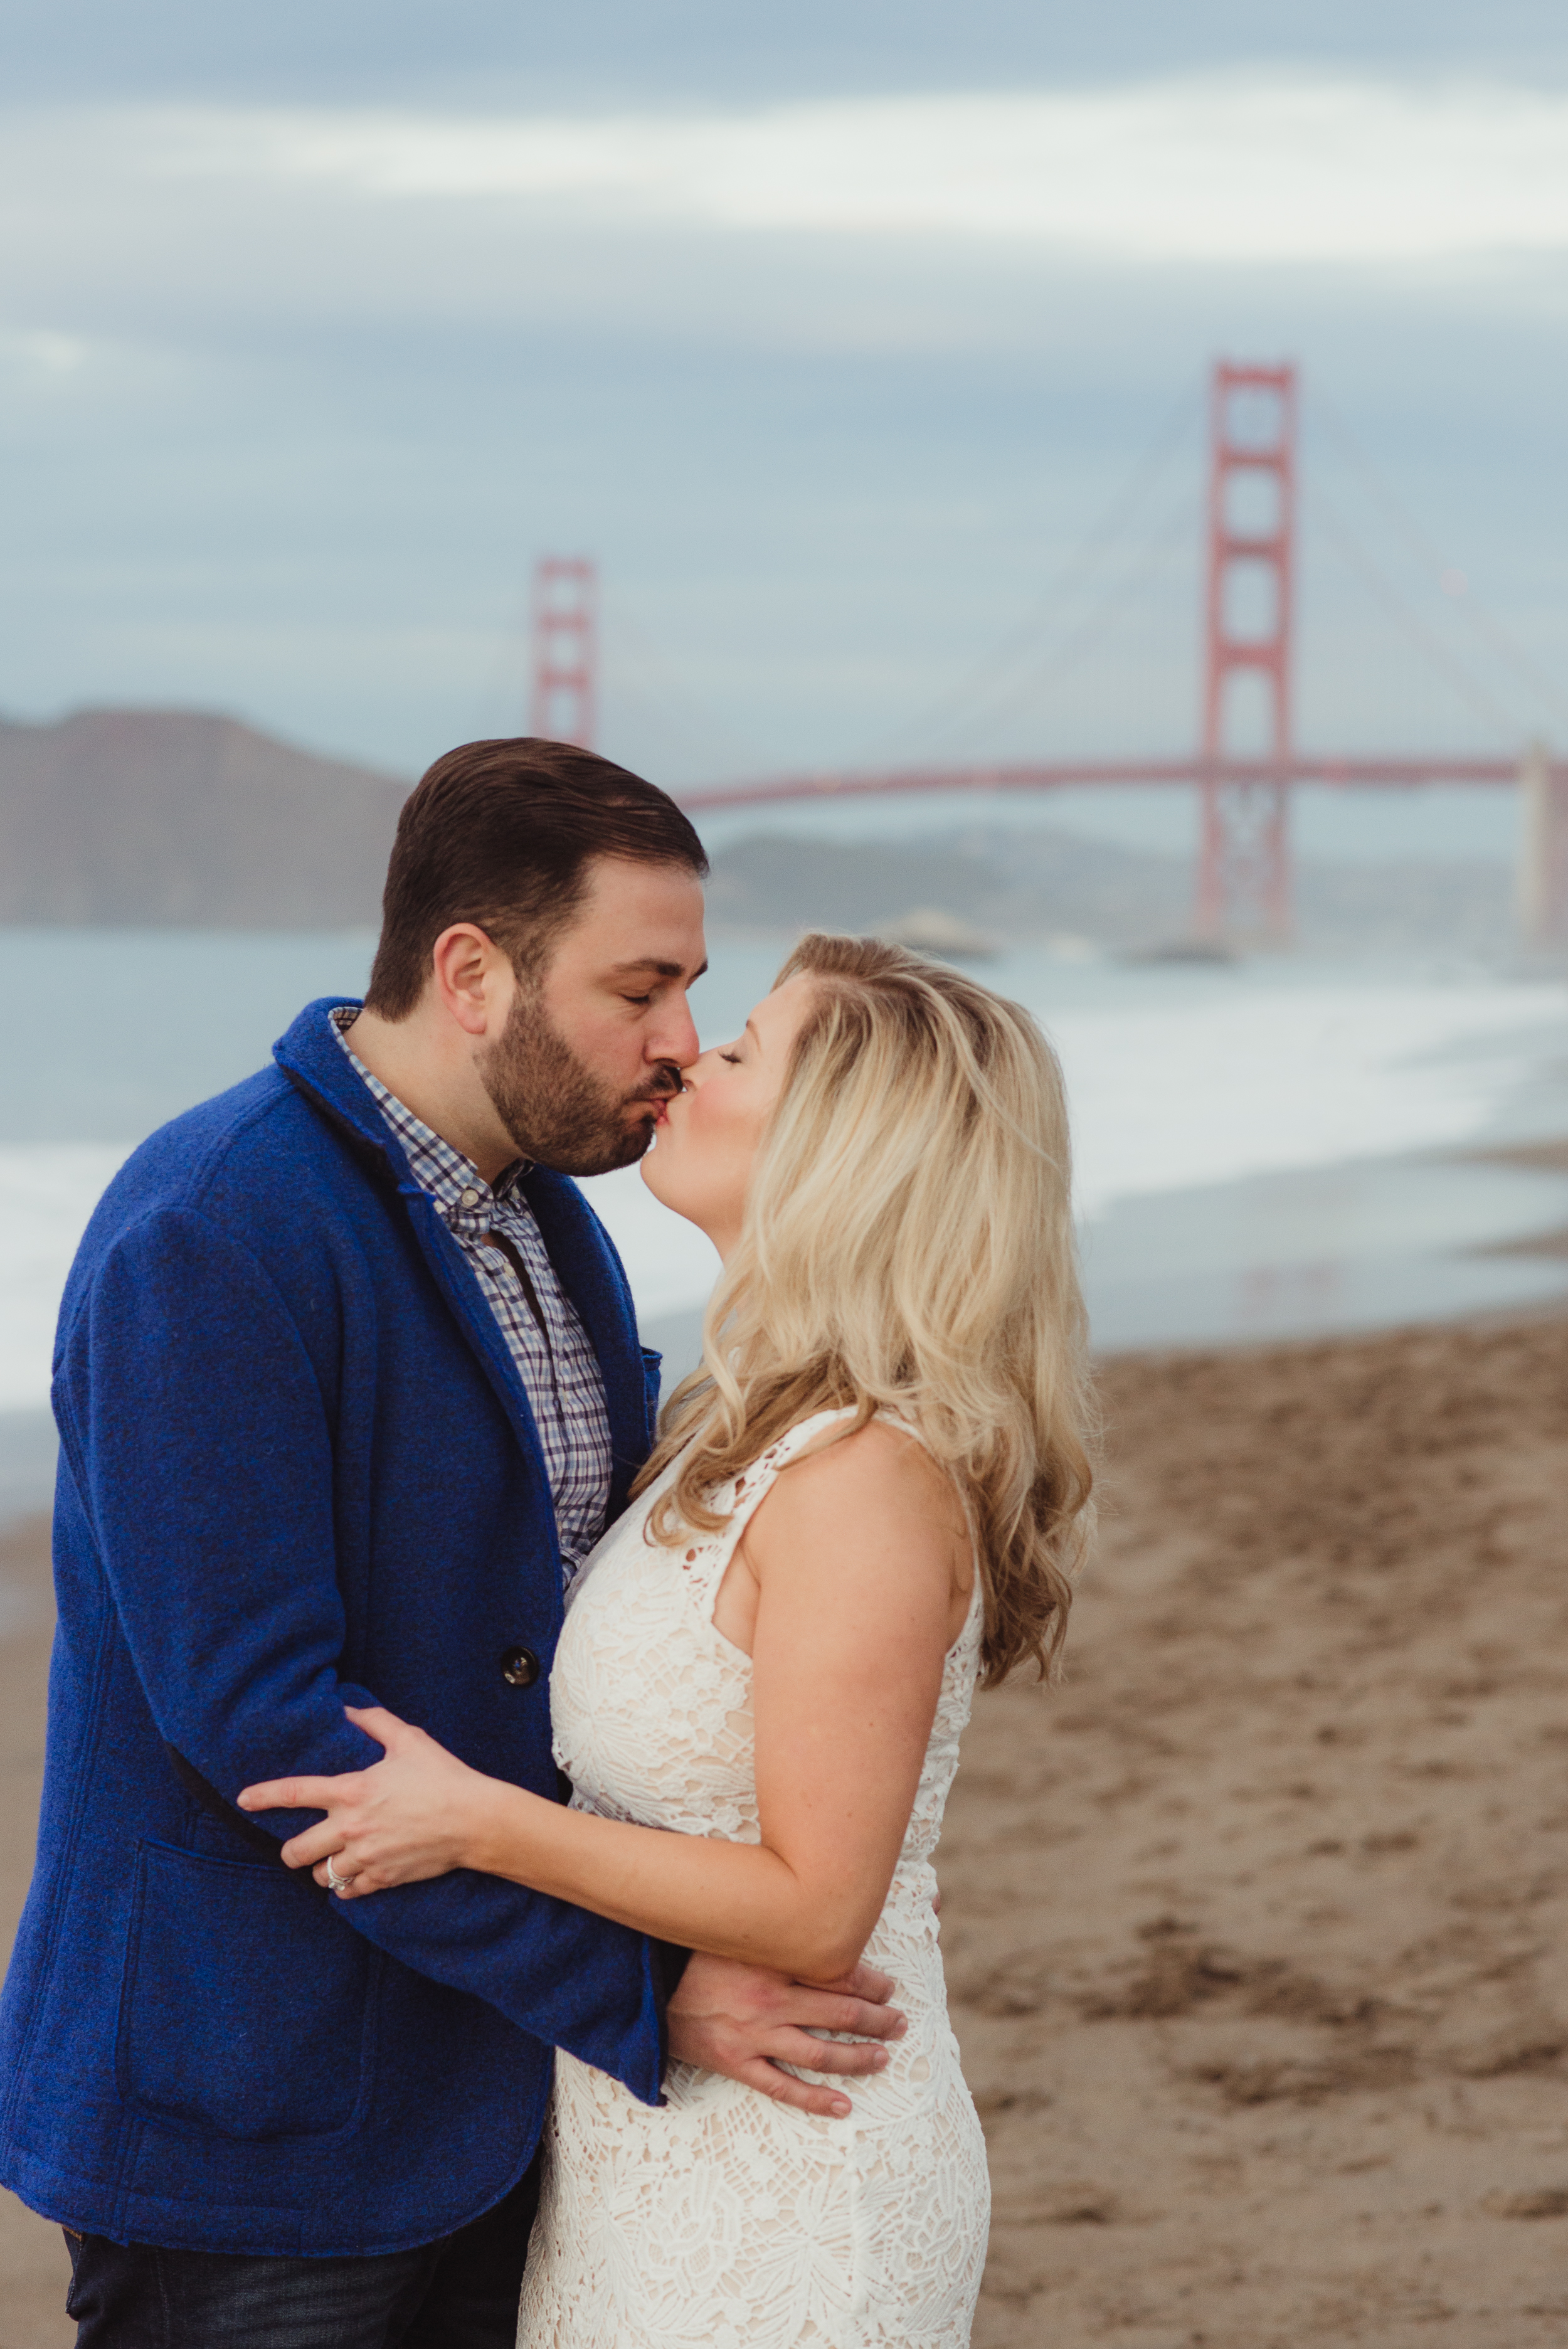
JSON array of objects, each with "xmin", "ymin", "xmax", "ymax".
[
  {"xmin": 639, "ymin": 1147, "xmax": 676, "ymax": 1210},
  {"xmin": 639, "ymin": 1148, "xmax": 712, "ymax": 1237}
]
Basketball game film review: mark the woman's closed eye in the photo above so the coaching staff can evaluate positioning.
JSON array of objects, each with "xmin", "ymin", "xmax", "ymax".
[{"xmin": 719, "ymin": 1049, "xmax": 742, "ymax": 1065}]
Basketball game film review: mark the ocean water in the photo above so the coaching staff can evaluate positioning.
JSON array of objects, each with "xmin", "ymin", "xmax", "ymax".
[{"xmin": 2, "ymin": 928, "xmax": 1566, "ymax": 1514}]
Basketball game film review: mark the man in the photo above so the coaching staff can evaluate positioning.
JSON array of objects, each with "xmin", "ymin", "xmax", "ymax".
[{"xmin": 0, "ymin": 738, "xmax": 901, "ymax": 2347}]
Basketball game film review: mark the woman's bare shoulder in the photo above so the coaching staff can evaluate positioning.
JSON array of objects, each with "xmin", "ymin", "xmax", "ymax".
[{"xmin": 758, "ymin": 1417, "xmax": 963, "ymax": 1540}]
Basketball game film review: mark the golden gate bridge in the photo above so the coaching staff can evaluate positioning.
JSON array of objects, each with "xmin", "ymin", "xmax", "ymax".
[{"xmin": 527, "ymin": 364, "xmax": 1568, "ymax": 951}]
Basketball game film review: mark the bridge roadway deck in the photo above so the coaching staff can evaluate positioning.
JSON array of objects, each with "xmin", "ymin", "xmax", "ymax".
[{"xmin": 676, "ymin": 752, "xmax": 1550, "ymax": 814}]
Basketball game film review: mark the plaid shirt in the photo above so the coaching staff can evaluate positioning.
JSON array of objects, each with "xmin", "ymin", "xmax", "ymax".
[{"xmin": 329, "ymin": 1009, "xmax": 614, "ymax": 1583}]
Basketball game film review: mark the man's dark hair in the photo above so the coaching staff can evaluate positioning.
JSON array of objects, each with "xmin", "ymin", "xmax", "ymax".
[{"xmin": 364, "ymin": 737, "xmax": 709, "ymax": 1019}]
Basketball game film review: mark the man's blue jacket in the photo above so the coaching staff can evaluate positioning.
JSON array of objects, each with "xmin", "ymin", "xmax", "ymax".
[{"xmin": 0, "ymin": 1000, "xmax": 674, "ymax": 2256}]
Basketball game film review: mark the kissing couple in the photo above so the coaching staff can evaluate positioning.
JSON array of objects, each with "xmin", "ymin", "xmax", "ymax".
[{"xmin": 1, "ymin": 738, "xmax": 1094, "ymax": 2347}]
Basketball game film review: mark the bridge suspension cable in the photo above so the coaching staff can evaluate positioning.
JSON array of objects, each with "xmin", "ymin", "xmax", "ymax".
[
  {"xmin": 1305, "ymin": 477, "xmax": 1520, "ymax": 738},
  {"xmin": 856, "ymin": 380, "xmax": 1200, "ymax": 763},
  {"xmin": 1308, "ymin": 385, "xmax": 1568, "ymax": 737}
]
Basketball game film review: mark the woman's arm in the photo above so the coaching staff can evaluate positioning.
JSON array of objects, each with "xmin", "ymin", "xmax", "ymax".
[{"xmin": 240, "ymin": 1424, "xmax": 970, "ymax": 1981}]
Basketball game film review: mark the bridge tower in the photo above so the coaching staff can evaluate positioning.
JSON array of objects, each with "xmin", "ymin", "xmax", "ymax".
[
  {"xmin": 1518, "ymin": 740, "xmax": 1568, "ymax": 952},
  {"xmin": 1195, "ymin": 363, "xmax": 1297, "ymax": 942},
  {"xmin": 530, "ymin": 557, "xmax": 598, "ymax": 749}
]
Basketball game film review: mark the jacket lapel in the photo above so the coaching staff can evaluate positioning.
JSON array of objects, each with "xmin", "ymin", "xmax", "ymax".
[
  {"xmin": 272, "ymin": 999, "xmax": 649, "ymax": 1515},
  {"xmin": 272, "ymin": 1000, "xmax": 555, "ymax": 1490}
]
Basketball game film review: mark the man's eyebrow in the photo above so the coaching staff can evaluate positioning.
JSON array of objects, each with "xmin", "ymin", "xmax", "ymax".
[{"xmin": 610, "ymin": 957, "xmax": 709, "ymax": 980}]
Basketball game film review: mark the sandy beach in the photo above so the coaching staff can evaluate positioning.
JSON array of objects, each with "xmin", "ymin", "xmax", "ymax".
[
  {"xmin": 1, "ymin": 1307, "xmax": 1565, "ymax": 2346},
  {"xmin": 0, "ymin": 1513, "xmax": 71, "ymax": 2348},
  {"xmin": 951, "ymin": 1310, "xmax": 1568, "ymax": 2348}
]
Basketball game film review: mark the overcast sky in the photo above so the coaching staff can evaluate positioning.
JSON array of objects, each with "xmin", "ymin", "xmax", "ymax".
[{"xmin": 3, "ymin": 2, "xmax": 1568, "ymax": 843}]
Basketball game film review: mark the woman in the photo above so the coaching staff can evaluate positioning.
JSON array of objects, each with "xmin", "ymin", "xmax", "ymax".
[{"xmin": 240, "ymin": 933, "xmax": 1094, "ymax": 2346}]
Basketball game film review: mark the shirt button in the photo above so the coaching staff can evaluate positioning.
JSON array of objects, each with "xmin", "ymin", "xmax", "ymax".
[
  {"xmin": 500, "ymin": 1645, "xmax": 541, "ymax": 1688},
  {"xmin": 460, "ymin": 1187, "xmax": 480, "ymax": 1207}
]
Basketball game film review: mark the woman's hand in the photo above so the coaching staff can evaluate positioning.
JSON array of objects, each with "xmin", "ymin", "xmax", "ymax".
[{"xmin": 237, "ymin": 1705, "xmax": 506, "ymax": 1899}]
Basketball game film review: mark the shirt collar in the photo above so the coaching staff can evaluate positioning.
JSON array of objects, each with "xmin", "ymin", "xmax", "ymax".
[{"xmin": 328, "ymin": 1007, "xmax": 528, "ymax": 1231}]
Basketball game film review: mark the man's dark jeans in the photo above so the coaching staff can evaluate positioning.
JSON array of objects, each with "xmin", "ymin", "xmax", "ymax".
[{"xmin": 61, "ymin": 2161, "xmax": 539, "ymax": 2349}]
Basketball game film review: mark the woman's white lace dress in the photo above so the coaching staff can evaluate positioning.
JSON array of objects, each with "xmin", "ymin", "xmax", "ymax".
[{"xmin": 518, "ymin": 1409, "xmax": 990, "ymax": 2348}]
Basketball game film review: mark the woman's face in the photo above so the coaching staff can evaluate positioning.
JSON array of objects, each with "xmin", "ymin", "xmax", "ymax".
[{"xmin": 638, "ymin": 972, "xmax": 818, "ymax": 1257}]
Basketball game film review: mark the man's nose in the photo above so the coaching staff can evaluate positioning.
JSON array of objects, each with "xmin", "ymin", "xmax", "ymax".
[{"xmin": 649, "ymin": 994, "xmax": 701, "ymax": 1071}]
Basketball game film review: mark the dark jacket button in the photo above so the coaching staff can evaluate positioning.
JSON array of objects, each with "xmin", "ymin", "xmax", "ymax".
[{"xmin": 501, "ymin": 1645, "xmax": 540, "ymax": 1688}]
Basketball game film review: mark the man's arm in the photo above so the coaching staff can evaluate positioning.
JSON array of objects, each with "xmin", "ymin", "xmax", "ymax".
[
  {"xmin": 60, "ymin": 1205, "xmax": 670, "ymax": 2099},
  {"xmin": 65, "ymin": 1205, "xmax": 901, "ymax": 2114}
]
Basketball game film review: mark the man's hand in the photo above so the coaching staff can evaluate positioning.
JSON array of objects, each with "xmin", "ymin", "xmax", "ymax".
[{"xmin": 667, "ymin": 1951, "xmax": 906, "ymax": 2119}]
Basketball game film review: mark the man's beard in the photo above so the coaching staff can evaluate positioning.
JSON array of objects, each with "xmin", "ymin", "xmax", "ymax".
[{"xmin": 479, "ymin": 984, "xmax": 674, "ymax": 1177}]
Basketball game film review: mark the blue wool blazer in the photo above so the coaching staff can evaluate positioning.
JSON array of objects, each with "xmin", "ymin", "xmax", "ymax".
[{"xmin": 0, "ymin": 1000, "xmax": 675, "ymax": 2256}]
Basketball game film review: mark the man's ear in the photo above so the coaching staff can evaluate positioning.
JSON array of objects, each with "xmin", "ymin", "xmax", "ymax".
[{"xmin": 428, "ymin": 925, "xmax": 510, "ymax": 1038}]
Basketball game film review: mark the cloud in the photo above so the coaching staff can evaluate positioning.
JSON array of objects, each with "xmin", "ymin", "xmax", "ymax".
[
  {"xmin": 122, "ymin": 73, "xmax": 1568, "ymax": 267},
  {"xmin": 0, "ymin": 328, "xmax": 92, "ymax": 383},
  {"xmin": 7, "ymin": 71, "xmax": 1568, "ymax": 365}
]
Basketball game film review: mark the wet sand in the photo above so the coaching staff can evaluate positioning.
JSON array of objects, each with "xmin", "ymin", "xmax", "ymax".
[
  {"xmin": 0, "ymin": 1516, "xmax": 71, "ymax": 2348},
  {"xmin": 1, "ymin": 1309, "xmax": 1565, "ymax": 2346},
  {"xmin": 946, "ymin": 1311, "xmax": 1568, "ymax": 2348}
]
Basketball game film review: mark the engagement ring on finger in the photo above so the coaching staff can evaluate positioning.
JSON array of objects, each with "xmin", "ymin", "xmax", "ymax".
[{"xmin": 324, "ymin": 1857, "xmax": 355, "ymax": 1895}]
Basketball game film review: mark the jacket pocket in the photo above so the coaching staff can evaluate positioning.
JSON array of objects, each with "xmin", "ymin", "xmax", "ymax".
[{"xmin": 116, "ymin": 1840, "xmax": 375, "ymax": 2141}]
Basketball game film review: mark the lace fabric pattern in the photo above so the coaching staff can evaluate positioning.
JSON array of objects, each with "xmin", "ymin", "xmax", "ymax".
[{"xmin": 518, "ymin": 1410, "xmax": 990, "ymax": 2348}]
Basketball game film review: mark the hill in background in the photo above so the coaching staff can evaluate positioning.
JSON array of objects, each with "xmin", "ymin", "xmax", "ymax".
[
  {"xmin": 707, "ymin": 826, "xmax": 1515, "ymax": 958},
  {"xmin": 0, "ymin": 708, "xmax": 408, "ymax": 926},
  {"xmin": 0, "ymin": 706, "xmax": 1517, "ymax": 955}
]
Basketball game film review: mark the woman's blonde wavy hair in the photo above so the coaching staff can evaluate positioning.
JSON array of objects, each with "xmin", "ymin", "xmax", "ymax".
[{"xmin": 634, "ymin": 933, "xmax": 1096, "ymax": 1685}]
